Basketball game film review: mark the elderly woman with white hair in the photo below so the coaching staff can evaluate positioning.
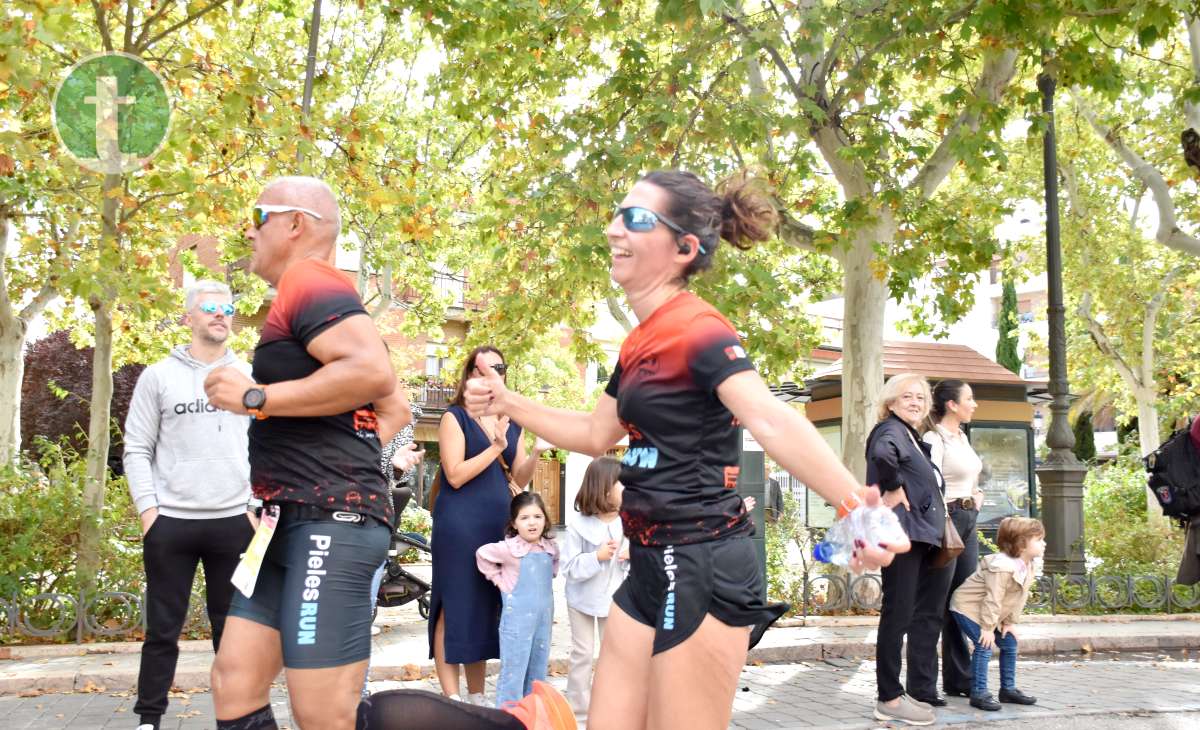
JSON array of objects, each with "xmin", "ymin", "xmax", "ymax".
[{"xmin": 867, "ymin": 373, "xmax": 954, "ymax": 726}]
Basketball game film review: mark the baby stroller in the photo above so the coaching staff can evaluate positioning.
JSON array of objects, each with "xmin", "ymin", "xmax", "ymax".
[{"xmin": 376, "ymin": 486, "xmax": 432, "ymax": 619}]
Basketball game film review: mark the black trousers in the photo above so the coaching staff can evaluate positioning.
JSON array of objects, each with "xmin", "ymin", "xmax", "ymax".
[
  {"xmin": 876, "ymin": 541, "xmax": 955, "ymax": 701},
  {"xmin": 941, "ymin": 504, "xmax": 980, "ymax": 693},
  {"xmin": 135, "ymin": 514, "xmax": 254, "ymax": 723}
]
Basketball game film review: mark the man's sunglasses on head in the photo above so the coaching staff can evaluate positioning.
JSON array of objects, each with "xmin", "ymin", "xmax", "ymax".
[
  {"xmin": 198, "ymin": 302, "xmax": 235, "ymax": 316},
  {"xmin": 251, "ymin": 204, "xmax": 325, "ymax": 229}
]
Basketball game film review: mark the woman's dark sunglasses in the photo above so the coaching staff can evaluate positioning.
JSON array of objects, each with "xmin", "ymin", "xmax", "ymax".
[
  {"xmin": 616, "ymin": 206, "xmax": 688, "ymax": 236},
  {"xmin": 475, "ymin": 363, "xmax": 507, "ymax": 376}
]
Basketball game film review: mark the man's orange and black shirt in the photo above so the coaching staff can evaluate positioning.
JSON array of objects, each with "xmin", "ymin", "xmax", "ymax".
[
  {"xmin": 249, "ymin": 258, "xmax": 390, "ymax": 526},
  {"xmin": 605, "ymin": 292, "xmax": 756, "ymax": 547}
]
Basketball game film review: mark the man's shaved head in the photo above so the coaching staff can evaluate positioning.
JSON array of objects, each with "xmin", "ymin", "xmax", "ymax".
[{"xmin": 260, "ymin": 176, "xmax": 341, "ymax": 243}]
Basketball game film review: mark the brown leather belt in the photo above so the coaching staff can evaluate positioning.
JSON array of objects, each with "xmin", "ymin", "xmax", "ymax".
[{"xmin": 947, "ymin": 497, "xmax": 976, "ymax": 510}]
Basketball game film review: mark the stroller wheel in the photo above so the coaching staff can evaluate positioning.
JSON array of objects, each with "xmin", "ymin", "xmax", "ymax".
[{"xmin": 418, "ymin": 595, "xmax": 430, "ymax": 620}]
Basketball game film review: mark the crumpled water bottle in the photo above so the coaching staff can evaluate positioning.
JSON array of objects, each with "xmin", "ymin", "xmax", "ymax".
[{"xmin": 813, "ymin": 504, "xmax": 908, "ymax": 566}]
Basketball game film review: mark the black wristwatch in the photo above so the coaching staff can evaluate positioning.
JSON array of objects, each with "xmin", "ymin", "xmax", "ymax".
[{"xmin": 243, "ymin": 386, "xmax": 268, "ymax": 420}]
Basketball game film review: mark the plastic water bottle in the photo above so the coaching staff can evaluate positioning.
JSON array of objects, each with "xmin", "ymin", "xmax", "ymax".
[{"xmin": 812, "ymin": 505, "xmax": 908, "ymax": 566}]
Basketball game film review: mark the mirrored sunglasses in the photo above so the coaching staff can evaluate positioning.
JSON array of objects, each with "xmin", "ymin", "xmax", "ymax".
[
  {"xmin": 251, "ymin": 204, "xmax": 325, "ymax": 229},
  {"xmin": 198, "ymin": 302, "xmax": 235, "ymax": 316},
  {"xmin": 616, "ymin": 205, "xmax": 688, "ymax": 236}
]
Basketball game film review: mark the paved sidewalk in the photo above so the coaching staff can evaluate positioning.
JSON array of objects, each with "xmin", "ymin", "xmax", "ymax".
[
  {"xmin": 5, "ymin": 566, "xmax": 1200, "ymax": 695},
  {"xmin": 4, "ymin": 604, "xmax": 1200, "ymax": 695},
  {"xmin": 1, "ymin": 650, "xmax": 1197, "ymax": 729}
]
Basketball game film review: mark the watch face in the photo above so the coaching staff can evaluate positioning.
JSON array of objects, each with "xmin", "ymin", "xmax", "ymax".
[{"xmin": 243, "ymin": 387, "xmax": 266, "ymax": 410}]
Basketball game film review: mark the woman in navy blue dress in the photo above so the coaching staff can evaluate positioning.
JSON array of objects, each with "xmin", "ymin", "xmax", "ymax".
[{"xmin": 430, "ymin": 346, "xmax": 547, "ymax": 704}]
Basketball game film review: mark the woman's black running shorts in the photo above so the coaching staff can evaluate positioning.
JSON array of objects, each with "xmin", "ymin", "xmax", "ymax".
[{"xmin": 613, "ymin": 535, "xmax": 788, "ymax": 655}]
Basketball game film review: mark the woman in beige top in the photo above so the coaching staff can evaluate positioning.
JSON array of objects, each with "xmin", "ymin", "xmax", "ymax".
[{"xmin": 922, "ymin": 379, "xmax": 985, "ymax": 698}]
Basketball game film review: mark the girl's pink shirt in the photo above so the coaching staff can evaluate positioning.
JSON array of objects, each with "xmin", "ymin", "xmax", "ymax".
[{"xmin": 475, "ymin": 534, "xmax": 559, "ymax": 593}]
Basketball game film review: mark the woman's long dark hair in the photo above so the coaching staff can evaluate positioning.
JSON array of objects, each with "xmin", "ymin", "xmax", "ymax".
[
  {"xmin": 929, "ymin": 379, "xmax": 969, "ymax": 433},
  {"xmin": 449, "ymin": 345, "xmax": 505, "ymax": 407}
]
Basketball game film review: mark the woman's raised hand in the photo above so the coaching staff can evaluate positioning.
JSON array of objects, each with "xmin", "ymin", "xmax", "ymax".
[
  {"xmin": 490, "ymin": 415, "xmax": 511, "ymax": 451},
  {"xmin": 847, "ymin": 485, "xmax": 911, "ymax": 574},
  {"xmin": 464, "ymin": 354, "xmax": 508, "ymax": 418},
  {"xmin": 391, "ymin": 443, "xmax": 424, "ymax": 473}
]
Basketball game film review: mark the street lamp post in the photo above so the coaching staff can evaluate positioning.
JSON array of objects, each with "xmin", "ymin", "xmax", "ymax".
[{"xmin": 1035, "ymin": 68, "xmax": 1088, "ymax": 575}]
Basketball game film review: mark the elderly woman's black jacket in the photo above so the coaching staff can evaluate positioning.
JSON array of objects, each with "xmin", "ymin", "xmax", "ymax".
[{"xmin": 865, "ymin": 414, "xmax": 945, "ymax": 547}]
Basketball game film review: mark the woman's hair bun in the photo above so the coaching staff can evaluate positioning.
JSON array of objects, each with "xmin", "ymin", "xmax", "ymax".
[{"xmin": 717, "ymin": 171, "xmax": 778, "ymax": 250}]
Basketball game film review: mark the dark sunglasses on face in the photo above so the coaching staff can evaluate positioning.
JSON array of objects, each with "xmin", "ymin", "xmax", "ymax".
[
  {"xmin": 475, "ymin": 363, "xmax": 508, "ymax": 377},
  {"xmin": 251, "ymin": 204, "xmax": 325, "ymax": 229},
  {"xmin": 198, "ymin": 302, "xmax": 235, "ymax": 316},
  {"xmin": 615, "ymin": 206, "xmax": 689, "ymax": 236}
]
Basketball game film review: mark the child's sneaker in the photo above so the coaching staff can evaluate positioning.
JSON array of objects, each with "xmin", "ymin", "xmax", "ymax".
[
  {"xmin": 466, "ymin": 692, "xmax": 488, "ymax": 707},
  {"xmin": 969, "ymin": 693, "xmax": 1002, "ymax": 711},
  {"xmin": 501, "ymin": 681, "xmax": 577, "ymax": 730},
  {"xmin": 998, "ymin": 688, "xmax": 1037, "ymax": 705}
]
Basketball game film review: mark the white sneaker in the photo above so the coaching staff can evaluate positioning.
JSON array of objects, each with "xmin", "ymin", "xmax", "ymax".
[
  {"xmin": 467, "ymin": 692, "xmax": 488, "ymax": 706},
  {"xmin": 447, "ymin": 693, "xmax": 462, "ymax": 702},
  {"xmin": 137, "ymin": 725, "xmax": 155, "ymax": 730},
  {"xmin": 874, "ymin": 696, "xmax": 935, "ymax": 726}
]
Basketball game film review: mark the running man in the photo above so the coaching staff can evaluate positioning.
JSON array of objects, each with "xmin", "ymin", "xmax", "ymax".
[{"xmin": 204, "ymin": 176, "xmax": 406, "ymax": 730}]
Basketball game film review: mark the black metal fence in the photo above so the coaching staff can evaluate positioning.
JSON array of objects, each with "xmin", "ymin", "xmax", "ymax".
[
  {"xmin": 795, "ymin": 572, "xmax": 1200, "ymax": 619},
  {"xmin": 0, "ymin": 589, "xmax": 210, "ymax": 644},
  {"xmin": 3, "ymin": 573, "xmax": 1199, "ymax": 643}
]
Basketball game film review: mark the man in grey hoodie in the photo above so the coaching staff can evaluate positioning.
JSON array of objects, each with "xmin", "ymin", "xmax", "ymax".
[{"xmin": 124, "ymin": 280, "xmax": 257, "ymax": 730}]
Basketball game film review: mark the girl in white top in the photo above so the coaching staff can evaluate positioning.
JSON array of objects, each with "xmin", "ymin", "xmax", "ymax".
[
  {"xmin": 559, "ymin": 456, "xmax": 628, "ymax": 715},
  {"xmin": 923, "ymin": 379, "xmax": 985, "ymax": 697}
]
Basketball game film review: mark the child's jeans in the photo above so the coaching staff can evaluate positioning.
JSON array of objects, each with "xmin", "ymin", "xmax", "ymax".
[
  {"xmin": 496, "ymin": 552, "xmax": 554, "ymax": 707},
  {"xmin": 951, "ymin": 611, "xmax": 1017, "ymax": 695}
]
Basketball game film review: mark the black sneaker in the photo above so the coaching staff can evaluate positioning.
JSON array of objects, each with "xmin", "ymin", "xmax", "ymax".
[
  {"xmin": 999, "ymin": 688, "xmax": 1037, "ymax": 705},
  {"xmin": 969, "ymin": 693, "xmax": 1002, "ymax": 711}
]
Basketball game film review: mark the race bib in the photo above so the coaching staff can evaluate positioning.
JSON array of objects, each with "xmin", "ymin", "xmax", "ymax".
[{"xmin": 231, "ymin": 505, "xmax": 280, "ymax": 598}]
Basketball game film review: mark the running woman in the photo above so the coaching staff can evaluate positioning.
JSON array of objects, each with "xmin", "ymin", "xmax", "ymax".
[
  {"xmin": 463, "ymin": 170, "xmax": 908, "ymax": 730},
  {"xmin": 204, "ymin": 176, "xmax": 408, "ymax": 730}
]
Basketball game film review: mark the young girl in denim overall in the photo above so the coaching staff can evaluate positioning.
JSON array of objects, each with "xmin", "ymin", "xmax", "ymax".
[{"xmin": 476, "ymin": 492, "xmax": 559, "ymax": 708}]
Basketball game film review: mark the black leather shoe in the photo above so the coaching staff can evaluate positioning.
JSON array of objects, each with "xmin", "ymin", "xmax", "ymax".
[
  {"xmin": 944, "ymin": 687, "xmax": 972, "ymax": 698},
  {"xmin": 998, "ymin": 688, "xmax": 1037, "ymax": 705},
  {"xmin": 910, "ymin": 694, "xmax": 948, "ymax": 707},
  {"xmin": 970, "ymin": 693, "xmax": 1001, "ymax": 711}
]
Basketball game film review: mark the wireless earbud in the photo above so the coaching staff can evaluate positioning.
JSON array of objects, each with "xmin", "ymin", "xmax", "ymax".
[{"xmin": 677, "ymin": 241, "xmax": 691, "ymax": 255}]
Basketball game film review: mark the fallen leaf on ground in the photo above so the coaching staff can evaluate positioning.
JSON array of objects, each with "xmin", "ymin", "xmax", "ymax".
[{"xmin": 400, "ymin": 663, "xmax": 422, "ymax": 681}]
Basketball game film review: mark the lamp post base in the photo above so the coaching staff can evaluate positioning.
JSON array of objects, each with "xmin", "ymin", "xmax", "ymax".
[{"xmin": 1037, "ymin": 459, "xmax": 1088, "ymax": 575}]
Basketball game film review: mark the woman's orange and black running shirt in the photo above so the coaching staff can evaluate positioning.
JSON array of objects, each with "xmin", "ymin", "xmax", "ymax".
[
  {"xmin": 605, "ymin": 292, "xmax": 756, "ymax": 547},
  {"xmin": 249, "ymin": 258, "xmax": 391, "ymax": 526}
]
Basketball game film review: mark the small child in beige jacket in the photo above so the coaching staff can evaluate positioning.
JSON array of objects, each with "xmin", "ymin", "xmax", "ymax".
[{"xmin": 949, "ymin": 516, "xmax": 1045, "ymax": 711}]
